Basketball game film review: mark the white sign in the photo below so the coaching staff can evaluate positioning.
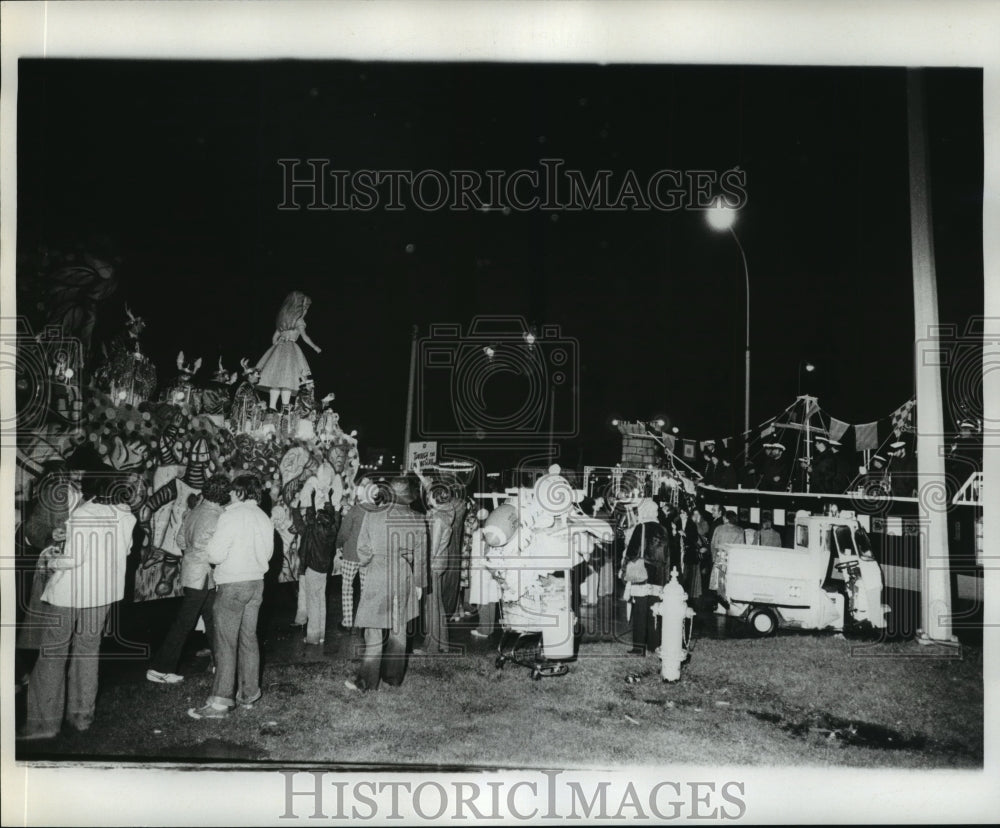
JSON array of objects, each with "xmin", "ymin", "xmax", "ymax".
[{"xmin": 406, "ymin": 440, "xmax": 437, "ymax": 469}]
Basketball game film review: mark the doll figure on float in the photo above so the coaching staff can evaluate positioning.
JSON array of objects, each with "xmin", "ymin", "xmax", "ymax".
[{"xmin": 255, "ymin": 291, "xmax": 321, "ymax": 410}]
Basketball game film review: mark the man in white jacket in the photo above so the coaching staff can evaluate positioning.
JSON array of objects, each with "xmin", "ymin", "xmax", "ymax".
[
  {"xmin": 21, "ymin": 472, "xmax": 136, "ymax": 739},
  {"xmin": 188, "ymin": 474, "xmax": 273, "ymax": 719}
]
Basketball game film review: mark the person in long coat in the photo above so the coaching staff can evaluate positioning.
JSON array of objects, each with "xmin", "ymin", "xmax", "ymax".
[{"xmin": 346, "ymin": 478, "xmax": 428, "ymax": 692}]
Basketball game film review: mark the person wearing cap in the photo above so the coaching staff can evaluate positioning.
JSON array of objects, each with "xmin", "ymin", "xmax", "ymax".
[
  {"xmin": 887, "ymin": 438, "xmax": 916, "ymax": 497},
  {"xmin": 804, "ymin": 435, "xmax": 840, "ymax": 493},
  {"xmin": 861, "ymin": 453, "xmax": 891, "ymax": 497},
  {"xmin": 346, "ymin": 477, "xmax": 429, "ymax": 692},
  {"xmin": 948, "ymin": 418, "xmax": 982, "ymax": 475},
  {"xmin": 758, "ymin": 443, "xmax": 790, "ymax": 491}
]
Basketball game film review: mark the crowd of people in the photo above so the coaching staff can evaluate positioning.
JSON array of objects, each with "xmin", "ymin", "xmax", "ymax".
[
  {"xmin": 613, "ymin": 496, "xmax": 754, "ymax": 656},
  {"xmin": 14, "ymin": 413, "xmax": 985, "ymax": 738},
  {"xmin": 14, "ymin": 450, "xmax": 491, "ymax": 738},
  {"xmin": 696, "ymin": 420, "xmax": 983, "ymax": 499}
]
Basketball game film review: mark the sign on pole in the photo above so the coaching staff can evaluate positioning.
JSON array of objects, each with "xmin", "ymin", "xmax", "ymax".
[{"xmin": 406, "ymin": 440, "xmax": 437, "ymax": 469}]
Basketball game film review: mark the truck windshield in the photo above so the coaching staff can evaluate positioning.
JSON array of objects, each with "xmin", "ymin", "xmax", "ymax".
[
  {"xmin": 854, "ymin": 526, "xmax": 874, "ymax": 559},
  {"xmin": 833, "ymin": 525, "xmax": 856, "ymax": 555}
]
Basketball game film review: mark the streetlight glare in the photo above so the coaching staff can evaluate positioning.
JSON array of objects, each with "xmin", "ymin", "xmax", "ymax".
[
  {"xmin": 805, "ymin": 362, "xmax": 815, "ymax": 373},
  {"xmin": 706, "ymin": 198, "xmax": 738, "ymax": 232}
]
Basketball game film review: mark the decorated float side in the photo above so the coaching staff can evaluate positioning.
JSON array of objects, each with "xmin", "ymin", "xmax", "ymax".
[{"xmin": 13, "ymin": 278, "xmax": 360, "ymax": 603}]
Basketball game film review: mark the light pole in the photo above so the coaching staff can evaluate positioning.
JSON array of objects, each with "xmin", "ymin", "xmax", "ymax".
[
  {"xmin": 797, "ymin": 360, "xmax": 815, "ymax": 396},
  {"xmin": 706, "ymin": 199, "xmax": 750, "ymax": 448}
]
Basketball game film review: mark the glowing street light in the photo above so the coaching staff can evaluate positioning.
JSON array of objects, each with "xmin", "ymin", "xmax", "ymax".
[
  {"xmin": 706, "ymin": 197, "xmax": 750, "ymax": 446},
  {"xmin": 798, "ymin": 360, "xmax": 816, "ymax": 395}
]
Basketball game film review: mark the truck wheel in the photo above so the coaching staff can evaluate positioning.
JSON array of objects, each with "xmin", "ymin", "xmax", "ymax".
[{"xmin": 747, "ymin": 607, "xmax": 778, "ymax": 638}]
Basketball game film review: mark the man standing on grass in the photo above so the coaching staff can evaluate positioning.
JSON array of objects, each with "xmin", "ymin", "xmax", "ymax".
[
  {"xmin": 346, "ymin": 477, "xmax": 428, "ymax": 693},
  {"xmin": 147, "ymin": 474, "xmax": 231, "ymax": 684},
  {"xmin": 188, "ymin": 474, "xmax": 273, "ymax": 719}
]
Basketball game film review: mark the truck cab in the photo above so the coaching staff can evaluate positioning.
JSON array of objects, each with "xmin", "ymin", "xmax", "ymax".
[{"xmin": 710, "ymin": 510, "xmax": 889, "ymax": 636}]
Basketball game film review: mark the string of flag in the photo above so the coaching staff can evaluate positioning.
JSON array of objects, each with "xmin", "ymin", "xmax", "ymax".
[{"xmin": 678, "ymin": 397, "xmax": 923, "ymax": 459}]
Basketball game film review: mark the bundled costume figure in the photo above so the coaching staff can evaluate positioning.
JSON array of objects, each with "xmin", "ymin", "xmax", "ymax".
[
  {"xmin": 256, "ymin": 291, "xmax": 322, "ymax": 410},
  {"xmin": 620, "ymin": 499, "xmax": 668, "ymax": 656}
]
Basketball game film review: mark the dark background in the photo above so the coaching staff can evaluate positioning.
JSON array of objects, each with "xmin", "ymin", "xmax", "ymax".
[{"xmin": 16, "ymin": 61, "xmax": 983, "ymax": 467}]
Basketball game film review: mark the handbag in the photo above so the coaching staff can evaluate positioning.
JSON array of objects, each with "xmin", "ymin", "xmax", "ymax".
[{"xmin": 621, "ymin": 524, "xmax": 649, "ymax": 584}]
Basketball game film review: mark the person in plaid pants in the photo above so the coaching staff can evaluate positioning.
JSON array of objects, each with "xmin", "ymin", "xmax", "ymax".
[{"xmin": 335, "ymin": 472, "xmax": 381, "ymax": 631}]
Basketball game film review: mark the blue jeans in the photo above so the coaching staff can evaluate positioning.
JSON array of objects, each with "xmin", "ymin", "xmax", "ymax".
[
  {"xmin": 152, "ymin": 587, "xmax": 216, "ymax": 673},
  {"xmin": 209, "ymin": 580, "xmax": 263, "ymax": 707},
  {"xmin": 24, "ymin": 603, "xmax": 113, "ymax": 736}
]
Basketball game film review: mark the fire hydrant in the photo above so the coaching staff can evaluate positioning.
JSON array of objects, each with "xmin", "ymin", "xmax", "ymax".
[{"xmin": 652, "ymin": 567, "xmax": 694, "ymax": 682}]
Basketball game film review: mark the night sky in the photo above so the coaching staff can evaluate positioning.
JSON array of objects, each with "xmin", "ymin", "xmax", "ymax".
[{"xmin": 16, "ymin": 61, "xmax": 983, "ymax": 467}]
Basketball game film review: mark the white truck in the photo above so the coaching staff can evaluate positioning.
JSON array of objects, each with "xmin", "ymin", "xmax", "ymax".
[{"xmin": 710, "ymin": 510, "xmax": 889, "ymax": 636}]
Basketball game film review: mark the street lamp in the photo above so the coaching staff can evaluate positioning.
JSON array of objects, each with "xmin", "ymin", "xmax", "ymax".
[
  {"xmin": 798, "ymin": 360, "xmax": 816, "ymax": 396},
  {"xmin": 706, "ymin": 198, "xmax": 750, "ymax": 446}
]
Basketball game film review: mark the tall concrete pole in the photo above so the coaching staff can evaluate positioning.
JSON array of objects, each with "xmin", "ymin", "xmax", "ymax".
[{"xmin": 907, "ymin": 69, "xmax": 956, "ymax": 644}]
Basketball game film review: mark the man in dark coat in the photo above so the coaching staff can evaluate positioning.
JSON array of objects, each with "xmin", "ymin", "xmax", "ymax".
[
  {"xmin": 887, "ymin": 439, "xmax": 917, "ymax": 498},
  {"xmin": 861, "ymin": 454, "xmax": 891, "ymax": 498},
  {"xmin": 808, "ymin": 436, "xmax": 840, "ymax": 493},
  {"xmin": 947, "ymin": 419, "xmax": 982, "ymax": 472},
  {"xmin": 827, "ymin": 438, "xmax": 852, "ymax": 494},
  {"xmin": 346, "ymin": 478, "xmax": 428, "ymax": 693},
  {"xmin": 758, "ymin": 443, "xmax": 790, "ymax": 491},
  {"xmin": 699, "ymin": 441, "xmax": 717, "ymax": 484}
]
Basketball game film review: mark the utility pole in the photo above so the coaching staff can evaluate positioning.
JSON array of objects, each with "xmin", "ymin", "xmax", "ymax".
[
  {"xmin": 403, "ymin": 325, "xmax": 418, "ymax": 470},
  {"xmin": 907, "ymin": 69, "xmax": 955, "ymax": 645}
]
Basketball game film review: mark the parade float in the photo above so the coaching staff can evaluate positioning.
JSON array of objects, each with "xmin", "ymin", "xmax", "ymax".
[{"xmin": 13, "ymin": 282, "xmax": 361, "ymax": 603}]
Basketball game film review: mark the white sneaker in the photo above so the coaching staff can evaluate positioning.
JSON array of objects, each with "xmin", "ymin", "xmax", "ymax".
[
  {"xmin": 146, "ymin": 669, "xmax": 184, "ymax": 684},
  {"xmin": 470, "ymin": 630, "xmax": 490, "ymax": 639}
]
